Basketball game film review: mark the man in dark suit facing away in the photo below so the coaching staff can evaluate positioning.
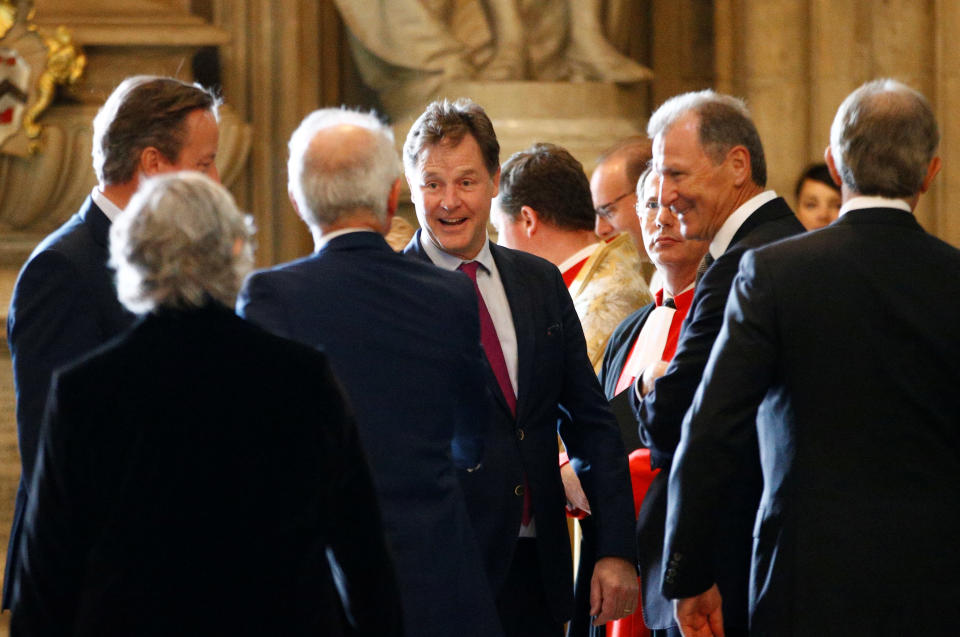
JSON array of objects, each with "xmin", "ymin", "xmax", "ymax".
[
  {"xmin": 663, "ymin": 79, "xmax": 960, "ymax": 637},
  {"xmin": 402, "ymin": 98, "xmax": 638, "ymax": 637},
  {"xmin": 237, "ymin": 107, "xmax": 502, "ymax": 637},
  {"xmin": 12, "ymin": 172, "xmax": 403, "ymax": 636},
  {"xmin": 630, "ymin": 90, "xmax": 805, "ymax": 637},
  {"xmin": 4, "ymin": 75, "xmax": 221, "ymax": 611}
]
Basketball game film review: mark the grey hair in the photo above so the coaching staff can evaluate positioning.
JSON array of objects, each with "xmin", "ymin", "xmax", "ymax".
[
  {"xmin": 110, "ymin": 172, "xmax": 255, "ymax": 314},
  {"xmin": 287, "ymin": 107, "xmax": 400, "ymax": 228},
  {"xmin": 829, "ymin": 78, "xmax": 939, "ymax": 198},
  {"xmin": 647, "ymin": 89, "xmax": 767, "ymax": 187},
  {"xmin": 92, "ymin": 75, "xmax": 220, "ymax": 186}
]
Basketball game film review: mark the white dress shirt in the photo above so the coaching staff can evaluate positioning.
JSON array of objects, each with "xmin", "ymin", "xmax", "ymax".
[
  {"xmin": 92, "ymin": 187, "xmax": 124, "ymax": 222},
  {"xmin": 709, "ymin": 190, "xmax": 778, "ymax": 259},
  {"xmin": 420, "ymin": 234, "xmax": 519, "ymax": 396}
]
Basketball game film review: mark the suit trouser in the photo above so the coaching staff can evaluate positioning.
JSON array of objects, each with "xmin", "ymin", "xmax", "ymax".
[{"xmin": 496, "ymin": 538, "xmax": 564, "ymax": 637}]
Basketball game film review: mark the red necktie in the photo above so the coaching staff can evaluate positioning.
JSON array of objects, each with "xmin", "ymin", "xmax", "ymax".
[
  {"xmin": 458, "ymin": 261, "xmax": 516, "ymax": 416},
  {"xmin": 459, "ymin": 261, "xmax": 531, "ymax": 525}
]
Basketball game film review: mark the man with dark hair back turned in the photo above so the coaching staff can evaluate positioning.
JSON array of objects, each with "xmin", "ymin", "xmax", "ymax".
[
  {"xmin": 663, "ymin": 79, "xmax": 960, "ymax": 637},
  {"xmin": 402, "ymin": 98, "xmax": 637, "ymax": 637},
  {"xmin": 492, "ymin": 142, "xmax": 651, "ymax": 371},
  {"xmin": 630, "ymin": 90, "xmax": 804, "ymax": 637},
  {"xmin": 11, "ymin": 173, "xmax": 402, "ymax": 636},
  {"xmin": 4, "ymin": 75, "xmax": 221, "ymax": 611},
  {"xmin": 237, "ymin": 108, "xmax": 502, "ymax": 637}
]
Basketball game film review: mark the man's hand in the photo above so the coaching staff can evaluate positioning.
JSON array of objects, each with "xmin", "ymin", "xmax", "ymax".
[
  {"xmin": 560, "ymin": 462, "xmax": 591, "ymax": 514},
  {"xmin": 640, "ymin": 359, "xmax": 670, "ymax": 397},
  {"xmin": 674, "ymin": 584, "xmax": 724, "ymax": 637},
  {"xmin": 589, "ymin": 556, "xmax": 638, "ymax": 626}
]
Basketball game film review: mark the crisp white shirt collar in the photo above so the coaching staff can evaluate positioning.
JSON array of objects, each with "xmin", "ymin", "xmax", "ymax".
[
  {"xmin": 839, "ymin": 195, "xmax": 912, "ymax": 217},
  {"xmin": 315, "ymin": 227, "xmax": 376, "ymax": 251},
  {"xmin": 91, "ymin": 187, "xmax": 124, "ymax": 222},
  {"xmin": 557, "ymin": 242, "xmax": 600, "ymax": 274},
  {"xmin": 420, "ymin": 231, "xmax": 497, "ymax": 273},
  {"xmin": 709, "ymin": 190, "xmax": 777, "ymax": 258}
]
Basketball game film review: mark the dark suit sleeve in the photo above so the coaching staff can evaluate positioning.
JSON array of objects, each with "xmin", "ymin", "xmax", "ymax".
[
  {"xmin": 662, "ymin": 250, "xmax": 776, "ymax": 598},
  {"xmin": 553, "ymin": 270, "xmax": 636, "ymax": 562},
  {"xmin": 633, "ymin": 253, "xmax": 743, "ymax": 469},
  {"xmin": 11, "ymin": 375, "xmax": 89, "ymax": 636},
  {"xmin": 319, "ymin": 361, "xmax": 405, "ymax": 636},
  {"xmin": 236, "ymin": 272, "xmax": 295, "ymax": 340},
  {"xmin": 8, "ymin": 249, "xmax": 102, "ymax": 488}
]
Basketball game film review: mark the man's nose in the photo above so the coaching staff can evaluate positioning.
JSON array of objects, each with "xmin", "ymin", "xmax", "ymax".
[
  {"xmin": 595, "ymin": 214, "xmax": 614, "ymax": 240},
  {"xmin": 658, "ymin": 175, "xmax": 678, "ymax": 210},
  {"xmin": 441, "ymin": 184, "xmax": 461, "ymax": 210},
  {"xmin": 655, "ymin": 203, "xmax": 675, "ymax": 229}
]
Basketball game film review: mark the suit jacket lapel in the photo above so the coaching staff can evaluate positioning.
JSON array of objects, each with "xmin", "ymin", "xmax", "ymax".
[{"xmin": 490, "ymin": 243, "xmax": 532, "ymax": 420}]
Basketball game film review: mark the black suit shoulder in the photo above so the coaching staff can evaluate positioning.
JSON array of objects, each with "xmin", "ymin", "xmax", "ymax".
[
  {"xmin": 599, "ymin": 302, "xmax": 656, "ymax": 398},
  {"xmin": 15, "ymin": 304, "xmax": 403, "ymax": 636}
]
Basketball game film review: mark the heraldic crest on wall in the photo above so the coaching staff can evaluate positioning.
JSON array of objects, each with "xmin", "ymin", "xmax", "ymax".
[{"xmin": 0, "ymin": 0, "xmax": 85, "ymax": 156}]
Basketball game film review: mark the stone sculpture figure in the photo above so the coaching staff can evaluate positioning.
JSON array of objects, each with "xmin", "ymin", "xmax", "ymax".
[{"xmin": 334, "ymin": 0, "xmax": 652, "ymax": 113}]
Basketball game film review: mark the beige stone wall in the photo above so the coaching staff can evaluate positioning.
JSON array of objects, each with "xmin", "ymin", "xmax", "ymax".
[{"xmin": 716, "ymin": 0, "xmax": 958, "ymax": 248}]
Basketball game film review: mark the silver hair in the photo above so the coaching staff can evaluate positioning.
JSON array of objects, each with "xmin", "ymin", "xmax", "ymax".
[
  {"xmin": 287, "ymin": 107, "xmax": 400, "ymax": 228},
  {"xmin": 646, "ymin": 89, "xmax": 767, "ymax": 187},
  {"xmin": 110, "ymin": 172, "xmax": 255, "ymax": 314},
  {"xmin": 829, "ymin": 78, "xmax": 939, "ymax": 198},
  {"xmin": 92, "ymin": 75, "xmax": 220, "ymax": 186}
]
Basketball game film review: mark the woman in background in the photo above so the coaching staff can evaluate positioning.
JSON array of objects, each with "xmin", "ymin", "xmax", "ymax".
[{"xmin": 794, "ymin": 162, "xmax": 842, "ymax": 230}]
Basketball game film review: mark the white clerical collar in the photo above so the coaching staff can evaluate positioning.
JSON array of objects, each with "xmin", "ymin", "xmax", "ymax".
[
  {"xmin": 420, "ymin": 231, "xmax": 497, "ymax": 273},
  {"xmin": 315, "ymin": 227, "xmax": 376, "ymax": 251},
  {"xmin": 557, "ymin": 242, "xmax": 600, "ymax": 274},
  {"xmin": 709, "ymin": 190, "xmax": 777, "ymax": 259},
  {"xmin": 839, "ymin": 195, "xmax": 912, "ymax": 217},
  {"xmin": 91, "ymin": 187, "xmax": 124, "ymax": 222}
]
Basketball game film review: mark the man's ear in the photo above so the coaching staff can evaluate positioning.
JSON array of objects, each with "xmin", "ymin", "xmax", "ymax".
[
  {"xmin": 387, "ymin": 178, "xmax": 401, "ymax": 215},
  {"xmin": 519, "ymin": 205, "xmax": 540, "ymax": 237},
  {"xmin": 725, "ymin": 145, "xmax": 751, "ymax": 187},
  {"xmin": 824, "ymin": 146, "xmax": 843, "ymax": 187},
  {"xmin": 139, "ymin": 147, "xmax": 167, "ymax": 177},
  {"xmin": 919, "ymin": 156, "xmax": 941, "ymax": 194},
  {"xmin": 490, "ymin": 167, "xmax": 501, "ymax": 198},
  {"xmin": 383, "ymin": 178, "xmax": 401, "ymax": 232}
]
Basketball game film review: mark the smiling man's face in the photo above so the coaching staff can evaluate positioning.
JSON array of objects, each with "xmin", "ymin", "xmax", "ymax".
[
  {"xmin": 653, "ymin": 112, "xmax": 737, "ymax": 242},
  {"xmin": 407, "ymin": 134, "xmax": 500, "ymax": 260}
]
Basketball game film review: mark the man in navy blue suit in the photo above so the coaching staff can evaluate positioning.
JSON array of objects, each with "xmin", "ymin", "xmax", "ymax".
[
  {"xmin": 628, "ymin": 91, "xmax": 804, "ymax": 637},
  {"xmin": 402, "ymin": 98, "xmax": 638, "ymax": 637},
  {"xmin": 4, "ymin": 75, "xmax": 221, "ymax": 611},
  {"xmin": 237, "ymin": 108, "xmax": 502, "ymax": 637}
]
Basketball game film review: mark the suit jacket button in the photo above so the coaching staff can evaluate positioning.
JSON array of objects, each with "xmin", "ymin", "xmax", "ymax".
[
  {"xmin": 516, "ymin": 428, "xmax": 525, "ymax": 440},
  {"xmin": 514, "ymin": 484, "xmax": 525, "ymax": 497}
]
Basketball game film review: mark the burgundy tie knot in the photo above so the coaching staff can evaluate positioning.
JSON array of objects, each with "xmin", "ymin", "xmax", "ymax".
[{"xmin": 458, "ymin": 260, "xmax": 481, "ymax": 279}]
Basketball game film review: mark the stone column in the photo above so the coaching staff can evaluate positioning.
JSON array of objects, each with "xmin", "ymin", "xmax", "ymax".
[
  {"xmin": 715, "ymin": 0, "xmax": 957, "ymax": 247},
  {"xmin": 715, "ymin": 0, "xmax": 809, "ymax": 202}
]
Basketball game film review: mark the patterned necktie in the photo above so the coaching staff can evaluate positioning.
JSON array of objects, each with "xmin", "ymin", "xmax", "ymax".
[{"xmin": 695, "ymin": 252, "xmax": 715, "ymax": 285}]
